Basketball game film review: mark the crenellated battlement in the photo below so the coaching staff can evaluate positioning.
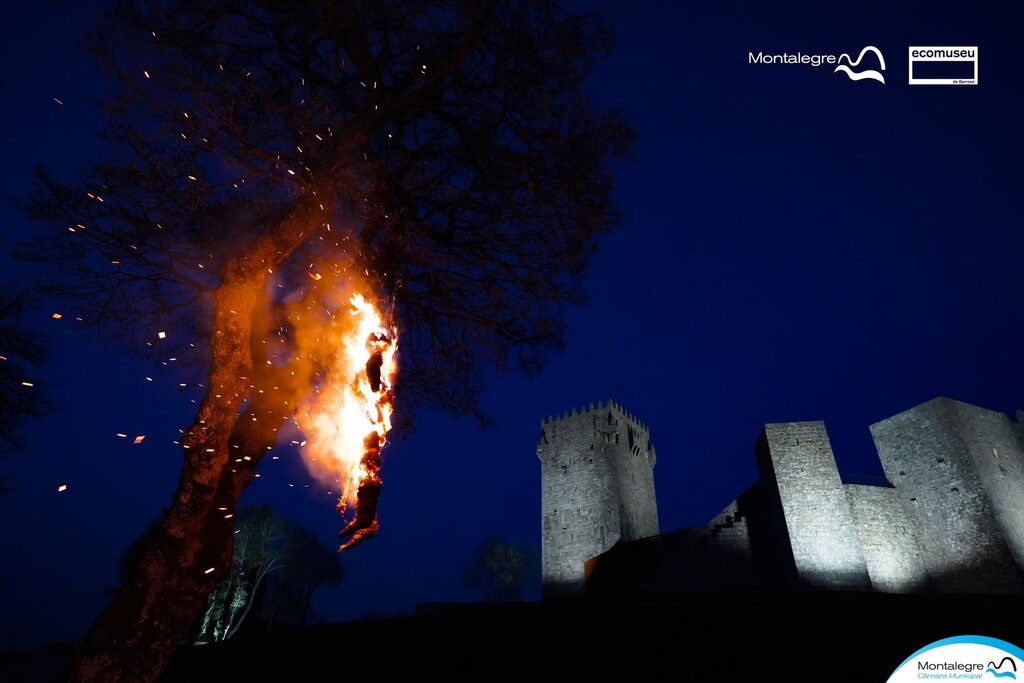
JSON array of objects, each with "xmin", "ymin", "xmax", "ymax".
[
  {"xmin": 540, "ymin": 397, "xmax": 651, "ymax": 440},
  {"xmin": 539, "ymin": 399, "xmax": 651, "ymax": 435}
]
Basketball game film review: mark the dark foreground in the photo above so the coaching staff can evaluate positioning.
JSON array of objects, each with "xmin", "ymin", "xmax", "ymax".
[{"xmin": 4, "ymin": 594, "xmax": 1022, "ymax": 681}]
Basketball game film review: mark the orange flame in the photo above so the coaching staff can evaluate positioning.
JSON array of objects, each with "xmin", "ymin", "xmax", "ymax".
[{"xmin": 299, "ymin": 292, "xmax": 397, "ymax": 511}]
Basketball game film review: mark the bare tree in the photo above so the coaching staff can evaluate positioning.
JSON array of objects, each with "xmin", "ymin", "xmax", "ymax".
[{"xmin": 22, "ymin": 1, "xmax": 631, "ymax": 680}]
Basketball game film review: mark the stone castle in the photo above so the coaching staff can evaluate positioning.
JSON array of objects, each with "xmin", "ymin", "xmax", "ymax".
[{"xmin": 537, "ymin": 397, "xmax": 1024, "ymax": 598}]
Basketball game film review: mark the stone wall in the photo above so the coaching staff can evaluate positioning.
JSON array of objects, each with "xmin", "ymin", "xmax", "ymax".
[
  {"xmin": 704, "ymin": 500, "xmax": 753, "ymax": 561},
  {"xmin": 845, "ymin": 483, "xmax": 928, "ymax": 592},
  {"xmin": 613, "ymin": 415, "xmax": 660, "ymax": 541},
  {"xmin": 870, "ymin": 398, "xmax": 1024, "ymax": 593},
  {"xmin": 756, "ymin": 422, "xmax": 871, "ymax": 590},
  {"xmin": 585, "ymin": 499, "xmax": 758, "ymax": 597},
  {"xmin": 955, "ymin": 402, "xmax": 1024, "ymax": 572}
]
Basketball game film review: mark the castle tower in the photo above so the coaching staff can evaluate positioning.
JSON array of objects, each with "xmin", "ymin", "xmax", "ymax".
[
  {"xmin": 870, "ymin": 398, "xmax": 1024, "ymax": 592},
  {"xmin": 537, "ymin": 401, "xmax": 659, "ymax": 597}
]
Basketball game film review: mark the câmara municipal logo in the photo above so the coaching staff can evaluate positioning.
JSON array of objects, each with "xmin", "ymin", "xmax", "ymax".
[{"xmin": 887, "ymin": 636, "xmax": 1023, "ymax": 682}]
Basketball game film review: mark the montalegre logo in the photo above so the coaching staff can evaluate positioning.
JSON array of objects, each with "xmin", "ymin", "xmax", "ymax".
[{"xmin": 888, "ymin": 636, "xmax": 1021, "ymax": 681}]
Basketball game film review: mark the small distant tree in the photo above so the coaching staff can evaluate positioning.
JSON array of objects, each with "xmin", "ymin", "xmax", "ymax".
[
  {"xmin": 463, "ymin": 534, "xmax": 538, "ymax": 602},
  {"xmin": 194, "ymin": 506, "xmax": 286, "ymax": 643}
]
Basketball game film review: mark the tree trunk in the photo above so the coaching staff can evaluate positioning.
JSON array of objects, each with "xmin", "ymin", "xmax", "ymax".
[
  {"xmin": 194, "ymin": 578, "xmax": 227, "ymax": 645},
  {"xmin": 70, "ymin": 197, "xmax": 330, "ymax": 683},
  {"xmin": 224, "ymin": 564, "xmax": 275, "ymax": 640},
  {"xmin": 221, "ymin": 580, "xmax": 248, "ymax": 642}
]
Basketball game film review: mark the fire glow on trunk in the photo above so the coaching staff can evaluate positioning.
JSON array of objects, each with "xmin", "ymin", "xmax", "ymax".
[{"xmin": 298, "ymin": 293, "xmax": 397, "ymax": 551}]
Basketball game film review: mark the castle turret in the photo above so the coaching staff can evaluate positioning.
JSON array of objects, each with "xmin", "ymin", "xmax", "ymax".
[{"xmin": 537, "ymin": 401, "xmax": 659, "ymax": 598}]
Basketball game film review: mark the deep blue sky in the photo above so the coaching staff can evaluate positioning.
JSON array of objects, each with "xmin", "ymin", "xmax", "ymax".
[{"xmin": 1, "ymin": 1, "xmax": 1021, "ymax": 648}]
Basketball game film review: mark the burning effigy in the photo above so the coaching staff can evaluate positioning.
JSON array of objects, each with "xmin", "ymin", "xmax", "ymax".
[{"xmin": 296, "ymin": 292, "xmax": 397, "ymax": 551}]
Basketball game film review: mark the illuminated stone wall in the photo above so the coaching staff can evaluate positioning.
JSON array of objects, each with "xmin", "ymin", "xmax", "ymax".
[
  {"xmin": 845, "ymin": 483, "xmax": 929, "ymax": 592},
  {"xmin": 755, "ymin": 422, "xmax": 872, "ymax": 590},
  {"xmin": 870, "ymin": 398, "xmax": 1024, "ymax": 593},
  {"xmin": 538, "ymin": 401, "xmax": 658, "ymax": 597}
]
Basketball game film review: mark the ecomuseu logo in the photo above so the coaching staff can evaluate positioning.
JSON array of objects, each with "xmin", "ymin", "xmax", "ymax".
[
  {"xmin": 888, "ymin": 636, "xmax": 1023, "ymax": 682},
  {"xmin": 987, "ymin": 657, "xmax": 1018, "ymax": 679},
  {"xmin": 834, "ymin": 45, "xmax": 886, "ymax": 83}
]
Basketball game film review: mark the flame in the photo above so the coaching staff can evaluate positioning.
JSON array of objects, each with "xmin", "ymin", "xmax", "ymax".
[{"xmin": 299, "ymin": 292, "xmax": 397, "ymax": 512}]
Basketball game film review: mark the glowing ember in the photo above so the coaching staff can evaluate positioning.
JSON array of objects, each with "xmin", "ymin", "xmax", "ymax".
[
  {"xmin": 298, "ymin": 292, "xmax": 397, "ymax": 552},
  {"xmin": 133, "ymin": 435, "xmax": 146, "ymax": 444}
]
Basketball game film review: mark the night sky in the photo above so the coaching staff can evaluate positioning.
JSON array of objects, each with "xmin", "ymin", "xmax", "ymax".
[{"xmin": 2, "ymin": 1, "xmax": 1021, "ymax": 649}]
